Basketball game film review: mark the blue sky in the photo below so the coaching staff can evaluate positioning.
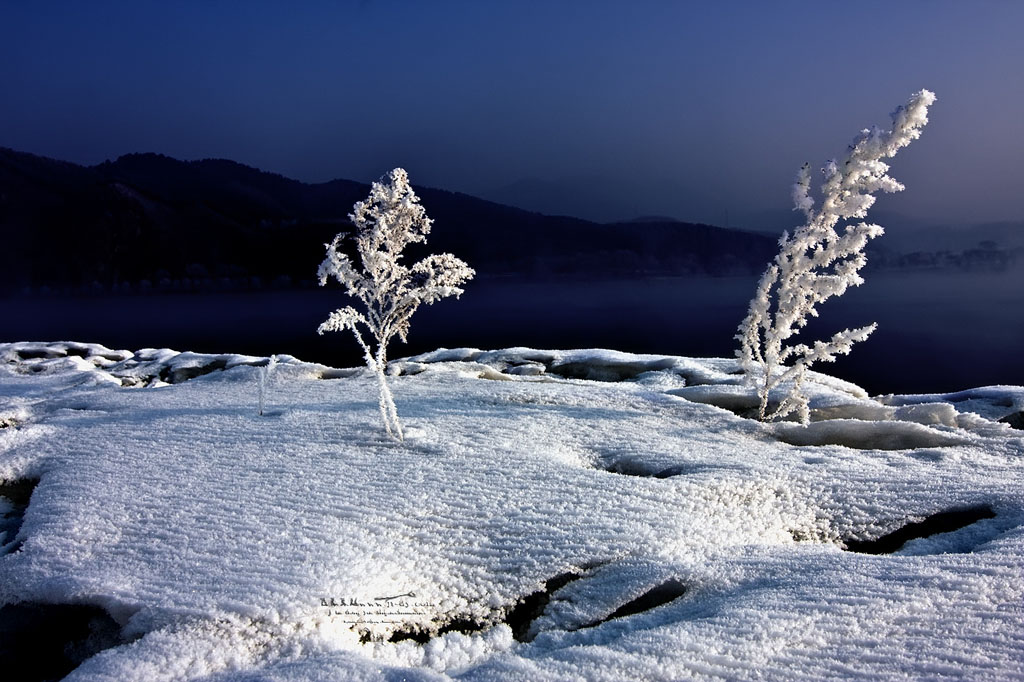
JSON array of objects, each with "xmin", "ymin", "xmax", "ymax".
[{"xmin": 1, "ymin": 1, "xmax": 1021, "ymax": 227}]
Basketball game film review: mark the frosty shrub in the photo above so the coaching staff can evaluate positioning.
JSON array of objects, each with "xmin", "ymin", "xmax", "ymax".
[
  {"xmin": 737, "ymin": 90, "xmax": 936, "ymax": 423},
  {"xmin": 317, "ymin": 168, "xmax": 475, "ymax": 440},
  {"xmin": 257, "ymin": 354, "xmax": 278, "ymax": 416}
]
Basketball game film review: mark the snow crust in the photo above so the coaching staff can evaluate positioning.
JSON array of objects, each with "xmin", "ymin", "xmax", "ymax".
[{"xmin": 1, "ymin": 342, "xmax": 1022, "ymax": 680}]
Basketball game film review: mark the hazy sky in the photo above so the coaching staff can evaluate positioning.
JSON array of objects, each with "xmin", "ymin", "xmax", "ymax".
[{"xmin": 1, "ymin": 1, "xmax": 1022, "ymax": 228}]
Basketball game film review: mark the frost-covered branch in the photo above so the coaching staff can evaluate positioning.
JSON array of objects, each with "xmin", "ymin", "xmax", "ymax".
[
  {"xmin": 736, "ymin": 90, "xmax": 935, "ymax": 423},
  {"xmin": 317, "ymin": 168, "xmax": 475, "ymax": 440}
]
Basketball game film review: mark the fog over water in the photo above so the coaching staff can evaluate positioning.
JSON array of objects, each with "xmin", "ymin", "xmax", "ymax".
[{"xmin": 6, "ymin": 268, "xmax": 1022, "ymax": 395}]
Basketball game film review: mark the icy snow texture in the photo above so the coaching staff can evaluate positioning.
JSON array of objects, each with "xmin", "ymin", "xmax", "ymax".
[{"xmin": 0, "ymin": 342, "xmax": 1022, "ymax": 680}]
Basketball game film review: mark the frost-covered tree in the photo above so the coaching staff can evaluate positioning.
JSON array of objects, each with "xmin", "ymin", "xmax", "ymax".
[
  {"xmin": 736, "ymin": 90, "xmax": 936, "ymax": 423},
  {"xmin": 317, "ymin": 168, "xmax": 475, "ymax": 440}
]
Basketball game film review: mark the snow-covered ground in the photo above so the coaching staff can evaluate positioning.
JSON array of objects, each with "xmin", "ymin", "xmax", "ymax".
[{"xmin": 1, "ymin": 341, "xmax": 1022, "ymax": 680}]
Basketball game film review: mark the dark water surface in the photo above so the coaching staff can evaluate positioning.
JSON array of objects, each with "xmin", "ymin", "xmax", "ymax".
[{"xmin": 4, "ymin": 270, "xmax": 1022, "ymax": 395}]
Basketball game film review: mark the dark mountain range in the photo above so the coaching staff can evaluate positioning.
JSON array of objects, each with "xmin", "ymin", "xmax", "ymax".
[{"xmin": 0, "ymin": 147, "xmax": 781, "ymax": 295}]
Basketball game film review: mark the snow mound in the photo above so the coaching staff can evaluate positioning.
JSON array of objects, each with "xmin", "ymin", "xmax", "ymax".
[
  {"xmin": 881, "ymin": 386, "xmax": 1024, "ymax": 423},
  {"xmin": 404, "ymin": 347, "xmax": 744, "ymax": 387},
  {"xmin": 774, "ymin": 419, "xmax": 970, "ymax": 450},
  {"xmin": 0, "ymin": 341, "xmax": 325, "ymax": 388}
]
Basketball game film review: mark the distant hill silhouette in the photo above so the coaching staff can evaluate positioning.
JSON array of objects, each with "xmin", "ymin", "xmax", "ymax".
[{"xmin": 0, "ymin": 147, "xmax": 779, "ymax": 295}]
